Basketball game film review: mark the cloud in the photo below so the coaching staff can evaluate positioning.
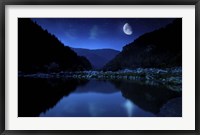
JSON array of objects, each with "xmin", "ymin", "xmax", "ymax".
[
  {"xmin": 64, "ymin": 27, "xmax": 78, "ymax": 41},
  {"xmin": 65, "ymin": 31, "xmax": 76, "ymax": 40},
  {"xmin": 89, "ymin": 25, "xmax": 98, "ymax": 40}
]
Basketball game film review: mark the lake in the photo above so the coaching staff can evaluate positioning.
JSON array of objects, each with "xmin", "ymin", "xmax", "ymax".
[{"xmin": 18, "ymin": 77, "xmax": 182, "ymax": 117}]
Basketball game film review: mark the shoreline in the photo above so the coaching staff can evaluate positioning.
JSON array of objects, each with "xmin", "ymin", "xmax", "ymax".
[{"xmin": 19, "ymin": 67, "xmax": 182, "ymax": 92}]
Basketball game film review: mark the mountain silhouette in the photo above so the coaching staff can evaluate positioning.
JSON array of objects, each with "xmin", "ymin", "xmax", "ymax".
[
  {"xmin": 104, "ymin": 19, "xmax": 182, "ymax": 71},
  {"xmin": 18, "ymin": 18, "xmax": 92, "ymax": 73},
  {"xmin": 72, "ymin": 48, "xmax": 120, "ymax": 69}
]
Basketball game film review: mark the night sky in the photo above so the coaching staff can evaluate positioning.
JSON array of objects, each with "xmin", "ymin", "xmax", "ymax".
[{"xmin": 32, "ymin": 18, "xmax": 175, "ymax": 51}]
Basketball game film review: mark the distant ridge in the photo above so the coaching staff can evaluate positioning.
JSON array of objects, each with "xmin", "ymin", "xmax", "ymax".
[{"xmin": 72, "ymin": 48, "xmax": 120, "ymax": 69}]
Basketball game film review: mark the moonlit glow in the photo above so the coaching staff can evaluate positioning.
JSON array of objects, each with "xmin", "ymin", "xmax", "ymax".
[
  {"xmin": 32, "ymin": 18, "xmax": 175, "ymax": 50},
  {"xmin": 123, "ymin": 23, "xmax": 132, "ymax": 35},
  {"xmin": 124, "ymin": 100, "xmax": 134, "ymax": 117}
]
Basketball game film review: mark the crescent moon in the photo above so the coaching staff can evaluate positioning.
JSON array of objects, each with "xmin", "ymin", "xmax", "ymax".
[{"xmin": 123, "ymin": 23, "xmax": 132, "ymax": 35}]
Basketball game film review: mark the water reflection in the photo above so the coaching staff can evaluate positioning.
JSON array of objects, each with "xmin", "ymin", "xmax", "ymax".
[
  {"xmin": 18, "ymin": 78, "xmax": 182, "ymax": 117},
  {"xmin": 124, "ymin": 100, "xmax": 134, "ymax": 117},
  {"xmin": 18, "ymin": 77, "xmax": 88, "ymax": 117},
  {"xmin": 39, "ymin": 92, "xmax": 155, "ymax": 117},
  {"xmin": 111, "ymin": 80, "xmax": 182, "ymax": 114}
]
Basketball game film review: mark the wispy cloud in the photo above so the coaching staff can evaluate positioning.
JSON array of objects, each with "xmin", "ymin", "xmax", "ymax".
[
  {"xmin": 89, "ymin": 25, "xmax": 98, "ymax": 40},
  {"xmin": 65, "ymin": 31, "xmax": 76, "ymax": 40},
  {"xmin": 64, "ymin": 27, "xmax": 78, "ymax": 41}
]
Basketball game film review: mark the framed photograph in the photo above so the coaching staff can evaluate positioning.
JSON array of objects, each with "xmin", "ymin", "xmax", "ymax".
[{"xmin": 0, "ymin": 0, "xmax": 199, "ymax": 134}]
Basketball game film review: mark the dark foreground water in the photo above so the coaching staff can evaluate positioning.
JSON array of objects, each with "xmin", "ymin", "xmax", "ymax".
[{"xmin": 18, "ymin": 77, "xmax": 182, "ymax": 117}]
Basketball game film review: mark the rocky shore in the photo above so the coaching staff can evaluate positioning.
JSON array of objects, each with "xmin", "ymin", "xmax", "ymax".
[
  {"xmin": 19, "ymin": 67, "xmax": 182, "ymax": 92},
  {"xmin": 158, "ymin": 97, "xmax": 182, "ymax": 117}
]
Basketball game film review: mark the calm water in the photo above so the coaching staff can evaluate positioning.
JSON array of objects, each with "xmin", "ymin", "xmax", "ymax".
[{"xmin": 18, "ymin": 77, "xmax": 182, "ymax": 117}]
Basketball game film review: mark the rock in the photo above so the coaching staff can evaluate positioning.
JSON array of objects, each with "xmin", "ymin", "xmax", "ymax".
[
  {"xmin": 167, "ymin": 77, "xmax": 182, "ymax": 85},
  {"xmin": 145, "ymin": 75, "xmax": 154, "ymax": 80},
  {"xmin": 121, "ymin": 69, "xmax": 133, "ymax": 73},
  {"xmin": 158, "ymin": 97, "xmax": 182, "ymax": 117}
]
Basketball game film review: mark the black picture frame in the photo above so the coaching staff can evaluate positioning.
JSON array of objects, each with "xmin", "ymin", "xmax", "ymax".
[{"xmin": 0, "ymin": 0, "xmax": 199, "ymax": 135}]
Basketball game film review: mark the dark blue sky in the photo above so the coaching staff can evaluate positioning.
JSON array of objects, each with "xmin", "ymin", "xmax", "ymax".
[{"xmin": 32, "ymin": 18, "xmax": 175, "ymax": 51}]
